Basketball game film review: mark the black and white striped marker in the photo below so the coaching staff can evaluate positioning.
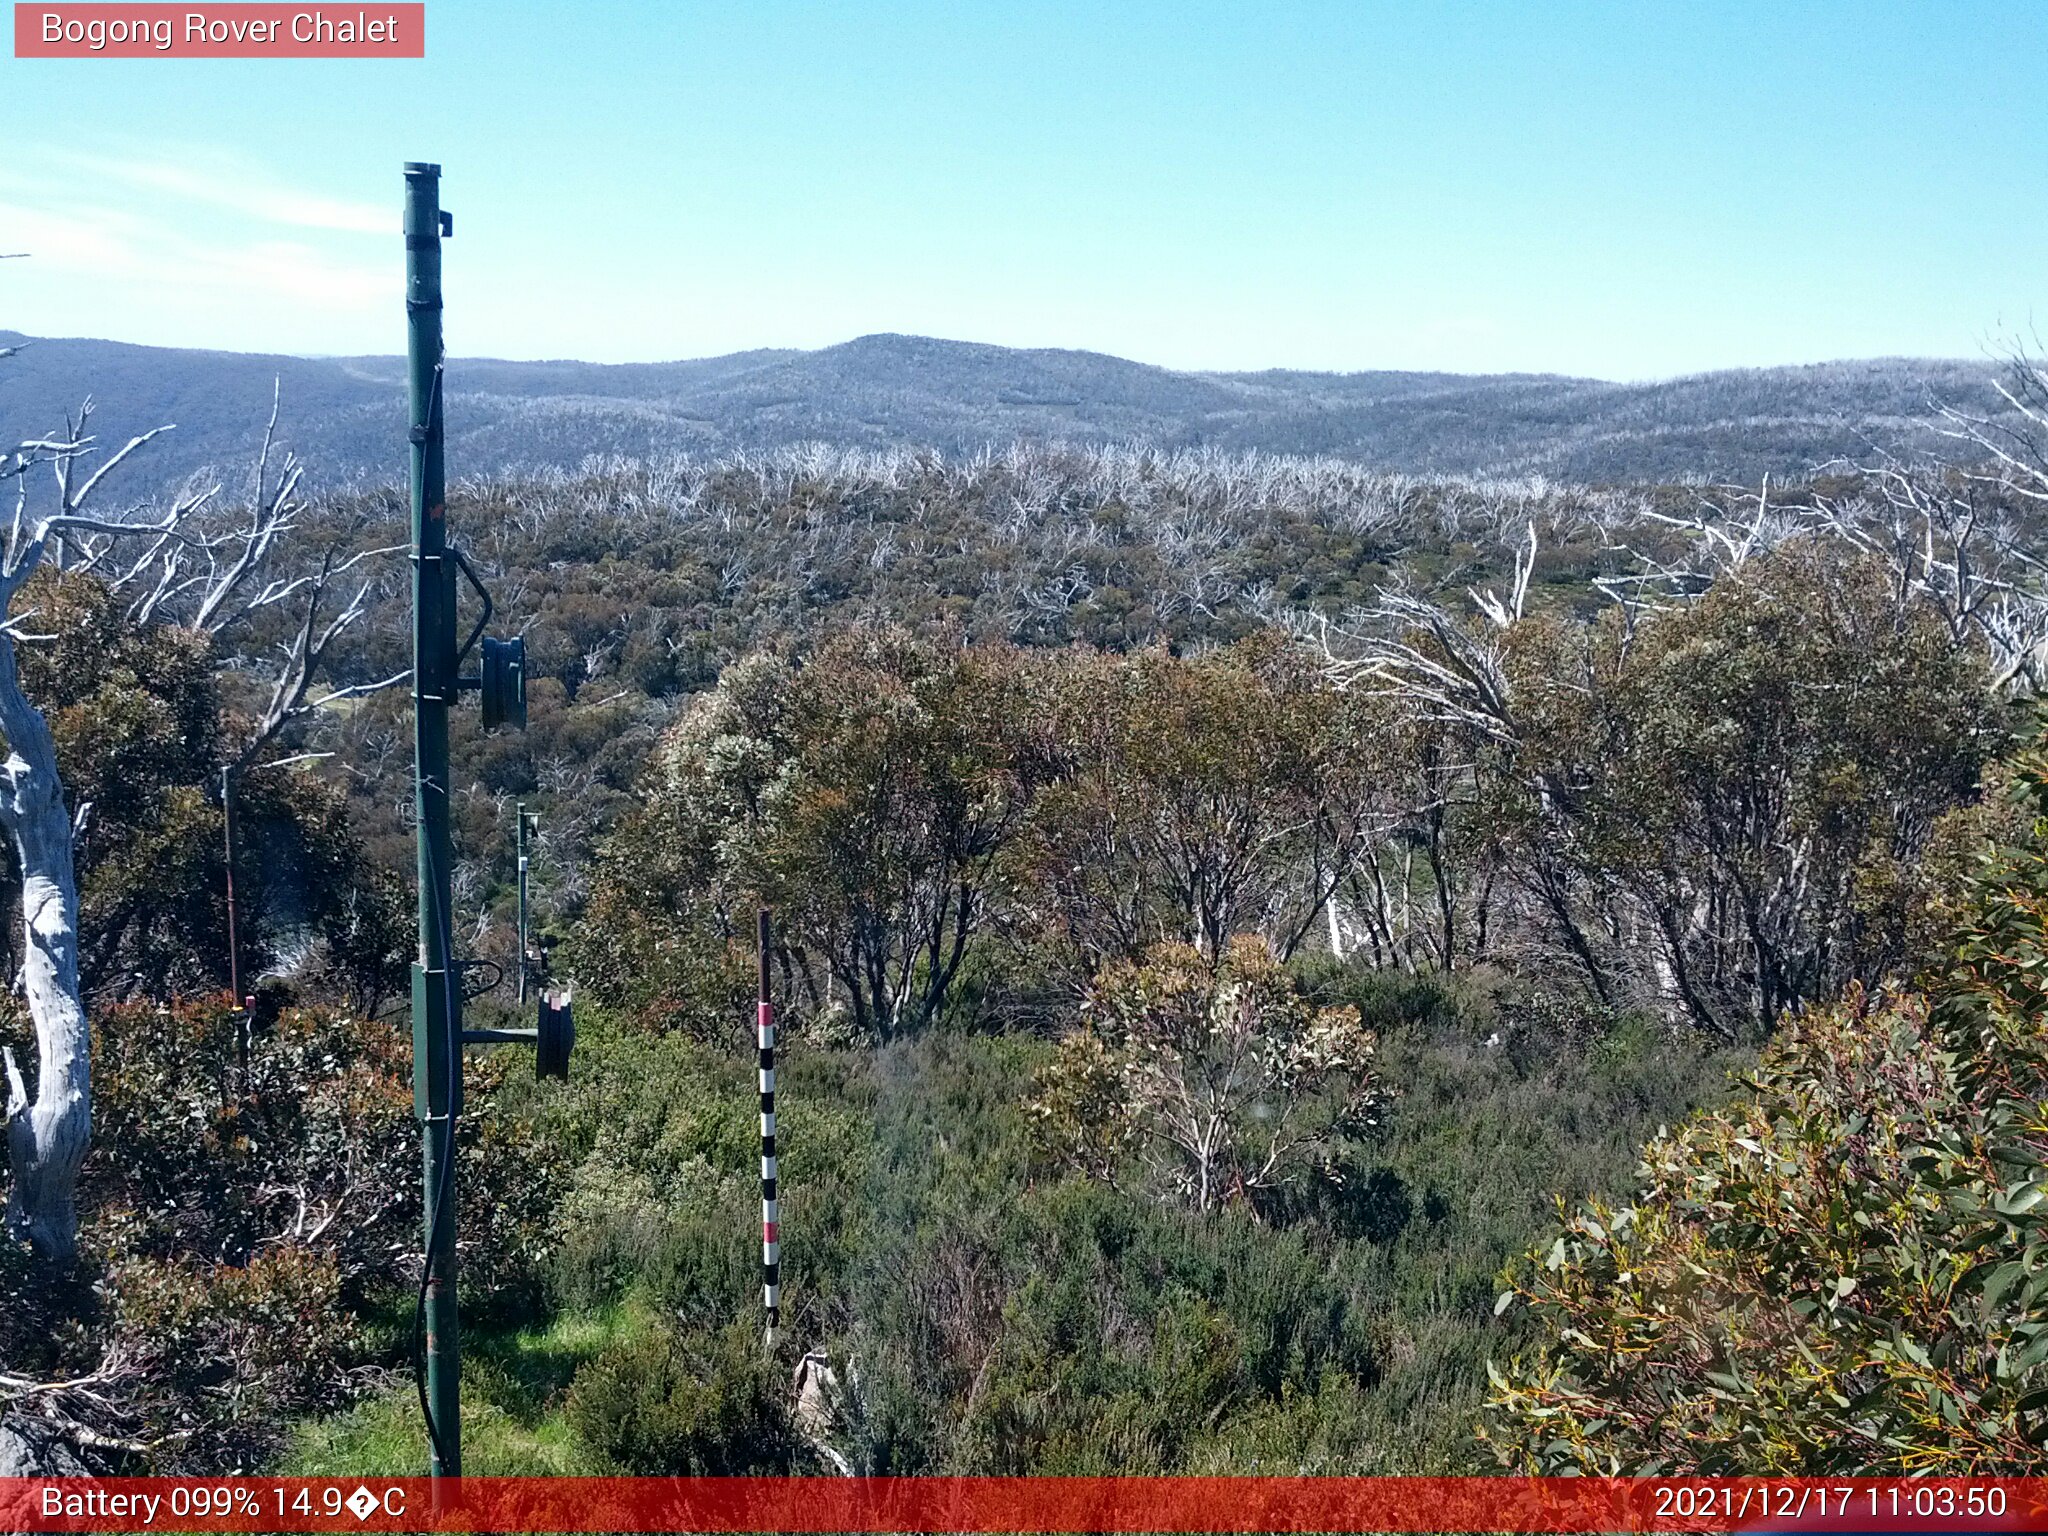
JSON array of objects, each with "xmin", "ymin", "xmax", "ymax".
[{"xmin": 758, "ymin": 908, "xmax": 779, "ymax": 1350}]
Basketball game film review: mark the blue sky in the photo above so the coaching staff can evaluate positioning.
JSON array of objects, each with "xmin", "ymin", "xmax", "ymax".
[{"xmin": 0, "ymin": 1, "xmax": 2041, "ymax": 378}]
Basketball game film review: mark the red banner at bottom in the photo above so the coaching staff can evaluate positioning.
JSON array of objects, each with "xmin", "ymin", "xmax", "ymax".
[{"xmin": 8, "ymin": 1476, "xmax": 2047, "ymax": 1533}]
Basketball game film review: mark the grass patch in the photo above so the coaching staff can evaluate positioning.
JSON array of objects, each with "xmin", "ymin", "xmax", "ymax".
[{"xmin": 285, "ymin": 1303, "xmax": 642, "ymax": 1477}]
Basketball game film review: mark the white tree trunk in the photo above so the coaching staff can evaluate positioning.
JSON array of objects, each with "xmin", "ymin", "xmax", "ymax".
[
  {"xmin": 0, "ymin": 392, "xmax": 363, "ymax": 1265},
  {"xmin": 0, "ymin": 630, "xmax": 88, "ymax": 1261}
]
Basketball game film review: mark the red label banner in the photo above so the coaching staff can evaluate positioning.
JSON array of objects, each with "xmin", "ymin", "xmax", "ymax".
[
  {"xmin": 4, "ymin": 1476, "xmax": 2046, "ymax": 1533},
  {"xmin": 13, "ymin": 4, "xmax": 424, "ymax": 57}
]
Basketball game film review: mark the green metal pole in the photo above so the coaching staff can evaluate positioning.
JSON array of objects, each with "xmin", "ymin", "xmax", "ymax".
[{"xmin": 405, "ymin": 161, "xmax": 461, "ymax": 1480}]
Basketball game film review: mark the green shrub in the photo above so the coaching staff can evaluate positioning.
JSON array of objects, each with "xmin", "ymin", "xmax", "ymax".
[
  {"xmin": 1291, "ymin": 958, "xmax": 1467, "ymax": 1037},
  {"xmin": 505, "ymin": 994, "xmax": 1738, "ymax": 1477},
  {"xmin": 831, "ymin": 1166, "xmax": 1385, "ymax": 1474},
  {"xmin": 107, "ymin": 1244, "xmax": 369, "ymax": 1465},
  {"xmin": 85, "ymin": 996, "xmax": 414, "ymax": 1281},
  {"xmin": 1031, "ymin": 936, "xmax": 1378, "ymax": 1215},
  {"xmin": 1483, "ymin": 743, "xmax": 2048, "ymax": 1473},
  {"xmin": 565, "ymin": 1319, "xmax": 799, "ymax": 1473},
  {"xmin": 4, "ymin": 994, "xmax": 564, "ymax": 1470}
]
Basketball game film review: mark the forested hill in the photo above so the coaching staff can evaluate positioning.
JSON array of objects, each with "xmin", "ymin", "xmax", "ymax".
[{"xmin": 0, "ymin": 328, "xmax": 2009, "ymax": 490}]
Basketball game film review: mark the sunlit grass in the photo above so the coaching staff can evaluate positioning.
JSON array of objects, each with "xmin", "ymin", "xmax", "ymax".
[{"xmin": 285, "ymin": 1303, "xmax": 644, "ymax": 1476}]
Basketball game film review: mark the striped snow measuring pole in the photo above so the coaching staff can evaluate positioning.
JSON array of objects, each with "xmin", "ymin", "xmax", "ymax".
[{"xmin": 758, "ymin": 907, "xmax": 780, "ymax": 1350}]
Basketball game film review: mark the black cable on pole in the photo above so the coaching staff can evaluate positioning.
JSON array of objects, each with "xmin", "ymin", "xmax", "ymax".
[
  {"xmin": 412, "ymin": 844, "xmax": 459, "ymax": 1474},
  {"xmin": 412, "ymin": 1118, "xmax": 454, "ymax": 1471}
]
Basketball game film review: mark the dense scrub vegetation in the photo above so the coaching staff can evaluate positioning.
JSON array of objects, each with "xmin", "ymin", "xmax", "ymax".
[
  {"xmin": 1485, "ymin": 748, "xmax": 2048, "ymax": 1472},
  {"xmin": 253, "ymin": 440, "xmax": 2033, "ymax": 1009},
  {"xmin": 9, "ymin": 383, "xmax": 2048, "ymax": 1472},
  {"xmin": 293, "ymin": 975, "xmax": 1746, "ymax": 1476},
  {"xmin": 577, "ymin": 540, "xmax": 2005, "ymax": 1055},
  {"xmin": 0, "ymin": 992, "xmax": 553, "ymax": 1467}
]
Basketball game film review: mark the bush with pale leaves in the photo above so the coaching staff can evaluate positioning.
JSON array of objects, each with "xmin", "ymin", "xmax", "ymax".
[{"xmin": 1032, "ymin": 936, "xmax": 1379, "ymax": 1214}]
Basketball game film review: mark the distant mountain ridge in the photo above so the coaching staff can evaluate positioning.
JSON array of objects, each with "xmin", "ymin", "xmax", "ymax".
[{"xmin": 0, "ymin": 329, "xmax": 2009, "ymax": 492}]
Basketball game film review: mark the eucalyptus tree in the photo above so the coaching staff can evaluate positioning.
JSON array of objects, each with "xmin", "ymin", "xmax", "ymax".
[
  {"xmin": 1010, "ymin": 632, "xmax": 1385, "ymax": 980},
  {"xmin": 1318, "ymin": 537, "xmax": 2001, "ymax": 1039},
  {"xmin": 583, "ymin": 627, "xmax": 1058, "ymax": 1041}
]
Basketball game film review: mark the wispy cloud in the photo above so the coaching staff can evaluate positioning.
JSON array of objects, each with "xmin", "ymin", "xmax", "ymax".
[
  {"xmin": 53, "ymin": 150, "xmax": 389, "ymax": 235},
  {"xmin": 0, "ymin": 196, "xmax": 389, "ymax": 311},
  {"xmin": 0, "ymin": 142, "xmax": 392, "ymax": 333}
]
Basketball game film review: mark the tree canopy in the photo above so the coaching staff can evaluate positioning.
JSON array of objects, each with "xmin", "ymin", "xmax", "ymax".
[{"xmin": 1484, "ymin": 743, "xmax": 2048, "ymax": 1473}]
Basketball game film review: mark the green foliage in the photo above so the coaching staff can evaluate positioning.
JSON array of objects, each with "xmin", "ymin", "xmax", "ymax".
[
  {"xmin": 1482, "ymin": 739, "xmax": 2048, "ymax": 1473},
  {"xmin": 454, "ymin": 978, "xmax": 1742, "ymax": 1477},
  {"xmin": 0, "ymin": 993, "xmax": 562, "ymax": 1469},
  {"xmin": 583, "ymin": 542, "xmax": 1998, "ymax": 1059},
  {"xmin": 4, "ymin": 438, "xmax": 2011, "ymax": 1479},
  {"xmin": 565, "ymin": 1318, "xmax": 800, "ymax": 1474},
  {"xmin": 932, "ymin": 1180, "xmax": 1380, "ymax": 1474},
  {"xmin": 577, "ymin": 628, "xmax": 1058, "ymax": 1039},
  {"xmin": 298, "ymin": 450, "xmax": 2022, "ymax": 1030},
  {"xmin": 108, "ymin": 1245, "xmax": 371, "ymax": 1437},
  {"xmin": 8, "ymin": 569, "xmax": 406, "ymax": 1006},
  {"xmin": 520, "ymin": 1016, "xmax": 870, "ymax": 1320},
  {"xmin": 1012, "ymin": 636, "xmax": 1379, "ymax": 973},
  {"xmin": 582, "ymin": 631, "xmax": 1390, "ymax": 1041},
  {"xmin": 1032, "ymin": 936, "xmax": 1379, "ymax": 1213},
  {"xmin": 1492, "ymin": 540, "xmax": 2003, "ymax": 1037},
  {"xmin": 85, "ymin": 996, "xmax": 413, "ymax": 1279},
  {"xmin": 288, "ymin": 1306, "xmax": 641, "ymax": 1476}
]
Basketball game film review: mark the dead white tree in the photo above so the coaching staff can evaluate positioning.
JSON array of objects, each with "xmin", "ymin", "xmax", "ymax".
[
  {"xmin": 0, "ymin": 386, "xmax": 402, "ymax": 1260},
  {"xmin": 0, "ymin": 407, "xmax": 187, "ymax": 1258},
  {"xmin": 110, "ymin": 388, "xmax": 408, "ymax": 765},
  {"xmin": 1941, "ymin": 345, "xmax": 2048, "ymax": 508},
  {"xmin": 1470, "ymin": 520, "xmax": 1538, "ymax": 629},
  {"xmin": 1919, "ymin": 347, "xmax": 2048, "ymax": 692},
  {"xmin": 1805, "ymin": 464, "xmax": 2048, "ymax": 692},
  {"xmin": 1643, "ymin": 444, "xmax": 2048, "ymax": 699},
  {"xmin": 1312, "ymin": 584, "xmax": 1518, "ymax": 745},
  {"xmin": 1299, "ymin": 588, "xmax": 1523, "ymax": 976}
]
